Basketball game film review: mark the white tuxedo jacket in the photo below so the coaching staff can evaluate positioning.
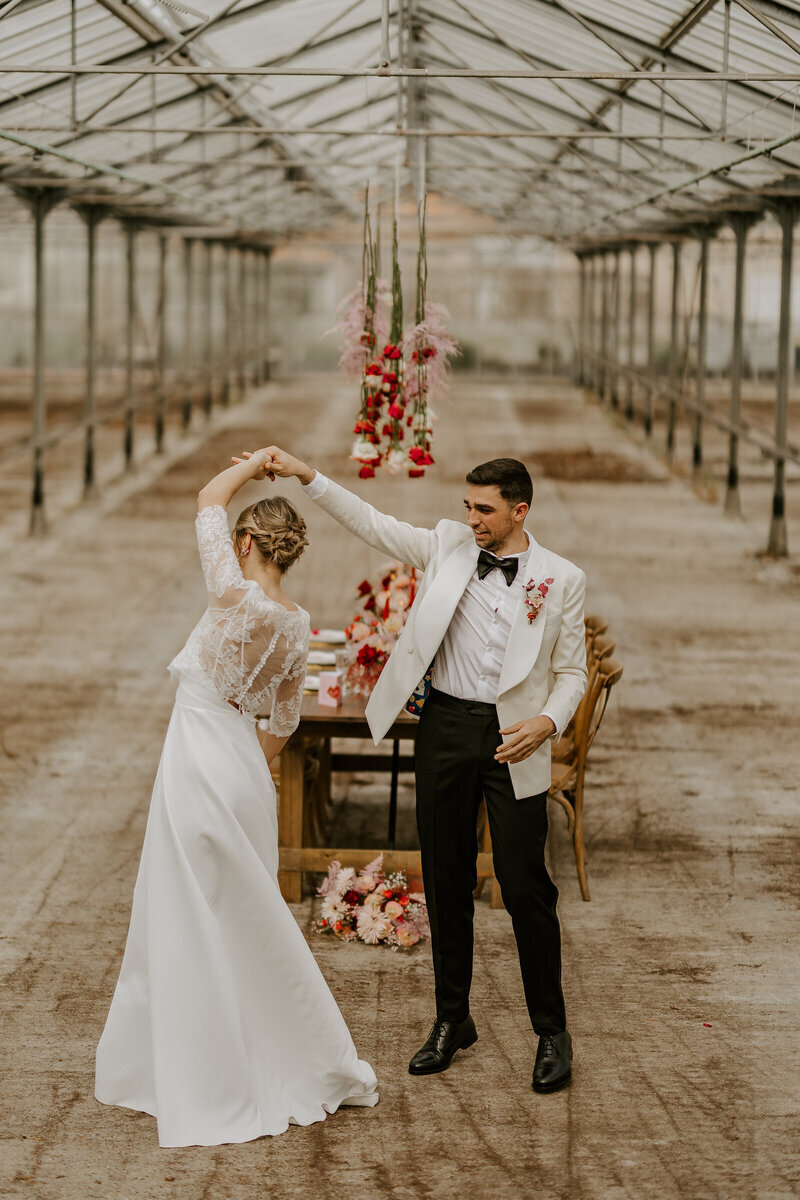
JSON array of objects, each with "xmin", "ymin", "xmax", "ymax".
[{"xmin": 307, "ymin": 477, "xmax": 588, "ymax": 798}]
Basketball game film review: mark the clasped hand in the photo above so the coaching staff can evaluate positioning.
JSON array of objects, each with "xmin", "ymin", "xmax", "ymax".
[
  {"xmin": 495, "ymin": 716, "xmax": 556, "ymax": 765},
  {"xmin": 232, "ymin": 446, "xmax": 308, "ymax": 482}
]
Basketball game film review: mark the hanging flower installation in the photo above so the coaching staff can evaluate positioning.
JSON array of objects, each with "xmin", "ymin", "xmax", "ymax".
[
  {"xmin": 401, "ymin": 199, "xmax": 459, "ymax": 479},
  {"xmin": 332, "ymin": 194, "xmax": 458, "ymax": 480},
  {"xmin": 330, "ymin": 189, "xmax": 390, "ymax": 479}
]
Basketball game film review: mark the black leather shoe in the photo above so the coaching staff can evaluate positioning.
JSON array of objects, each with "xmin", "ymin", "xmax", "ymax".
[
  {"xmin": 408, "ymin": 1016, "xmax": 478, "ymax": 1075},
  {"xmin": 532, "ymin": 1030, "xmax": 572, "ymax": 1093}
]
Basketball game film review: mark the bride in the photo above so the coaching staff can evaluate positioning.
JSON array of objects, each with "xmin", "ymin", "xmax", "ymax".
[{"xmin": 95, "ymin": 449, "xmax": 378, "ymax": 1148}]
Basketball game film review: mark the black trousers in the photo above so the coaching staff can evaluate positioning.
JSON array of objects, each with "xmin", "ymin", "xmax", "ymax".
[{"xmin": 415, "ymin": 688, "xmax": 566, "ymax": 1035}]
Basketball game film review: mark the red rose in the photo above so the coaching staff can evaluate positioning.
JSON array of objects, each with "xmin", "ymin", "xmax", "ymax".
[
  {"xmin": 418, "ymin": 452, "xmax": 434, "ymax": 466},
  {"xmin": 409, "ymin": 468, "xmax": 425, "ymax": 478},
  {"xmin": 399, "ymin": 895, "xmax": 410, "ymax": 907},
  {"xmin": 365, "ymin": 362, "xmax": 382, "ymax": 375},
  {"xmin": 390, "ymin": 347, "xmax": 402, "ymax": 359},
  {"xmin": 321, "ymin": 918, "xmax": 328, "ymax": 927},
  {"xmin": 357, "ymin": 580, "xmax": 373, "ymax": 596},
  {"xmin": 423, "ymin": 346, "xmax": 437, "ymax": 358},
  {"xmin": 388, "ymin": 402, "xmax": 404, "ymax": 419},
  {"xmin": 411, "ymin": 350, "xmax": 419, "ymax": 362},
  {"xmin": 406, "ymin": 416, "xmax": 413, "ymax": 427},
  {"xmin": 383, "ymin": 372, "xmax": 398, "ymax": 383},
  {"xmin": 359, "ymin": 465, "xmax": 376, "ymax": 479},
  {"xmin": 383, "ymin": 343, "xmax": 397, "ymax": 357},
  {"xmin": 342, "ymin": 889, "xmax": 360, "ymax": 906},
  {"xmin": 409, "ymin": 446, "xmax": 425, "ymax": 464},
  {"xmin": 383, "ymin": 888, "xmax": 393, "ymax": 898},
  {"xmin": 357, "ymin": 644, "xmax": 379, "ymax": 666}
]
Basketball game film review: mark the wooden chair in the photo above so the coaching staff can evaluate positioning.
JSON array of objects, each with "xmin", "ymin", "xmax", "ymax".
[{"xmin": 548, "ymin": 655, "xmax": 623, "ymax": 900}]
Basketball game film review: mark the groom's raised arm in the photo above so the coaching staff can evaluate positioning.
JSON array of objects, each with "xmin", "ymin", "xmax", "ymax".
[{"xmin": 234, "ymin": 446, "xmax": 437, "ymax": 571}]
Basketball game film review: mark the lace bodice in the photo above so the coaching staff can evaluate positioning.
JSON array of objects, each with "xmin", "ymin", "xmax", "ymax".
[{"xmin": 169, "ymin": 505, "xmax": 309, "ymax": 735}]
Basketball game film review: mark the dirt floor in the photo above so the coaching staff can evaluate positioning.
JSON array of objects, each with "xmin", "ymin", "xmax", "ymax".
[{"xmin": 1, "ymin": 375, "xmax": 798, "ymax": 1200}]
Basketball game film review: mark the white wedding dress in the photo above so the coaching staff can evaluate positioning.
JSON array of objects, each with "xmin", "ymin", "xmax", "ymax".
[{"xmin": 95, "ymin": 504, "xmax": 378, "ymax": 1148}]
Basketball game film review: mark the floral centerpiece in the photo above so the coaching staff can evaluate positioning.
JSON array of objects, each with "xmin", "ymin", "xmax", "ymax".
[
  {"xmin": 341, "ymin": 562, "xmax": 419, "ymax": 695},
  {"xmin": 317, "ymin": 854, "xmax": 429, "ymax": 949}
]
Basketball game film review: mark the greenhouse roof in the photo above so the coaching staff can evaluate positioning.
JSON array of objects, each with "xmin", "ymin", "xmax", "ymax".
[{"xmin": 2, "ymin": 0, "xmax": 800, "ymax": 244}]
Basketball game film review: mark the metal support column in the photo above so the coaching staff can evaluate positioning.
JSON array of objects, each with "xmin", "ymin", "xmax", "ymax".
[
  {"xmin": 253, "ymin": 249, "xmax": 263, "ymax": 386},
  {"xmin": 645, "ymin": 243, "xmax": 657, "ymax": 437},
  {"xmin": 261, "ymin": 250, "xmax": 272, "ymax": 382},
  {"xmin": 222, "ymin": 243, "xmax": 232, "ymax": 407},
  {"xmin": 76, "ymin": 205, "xmax": 103, "ymax": 497},
  {"xmin": 576, "ymin": 253, "xmax": 587, "ymax": 386},
  {"xmin": 124, "ymin": 222, "xmax": 137, "ymax": 469},
  {"xmin": 666, "ymin": 241, "xmax": 682, "ymax": 459},
  {"xmin": 767, "ymin": 203, "xmax": 796, "ymax": 557},
  {"xmin": 599, "ymin": 252, "xmax": 610, "ymax": 402},
  {"xmin": 611, "ymin": 248, "xmax": 621, "ymax": 408},
  {"xmin": 155, "ymin": 233, "xmax": 167, "ymax": 452},
  {"xmin": 626, "ymin": 244, "xmax": 636, "ymax": 420},
  {"xmin": 23, "ymin": 189, "xmax": 62, "ymax": 534},
  {"xmin": 586, "ymin": 255, "xmax": 596, "ymax": 392},
  {"xmin": 237, "ymin": 246, "xmax": 247, "ymax": 395},
  {"xmin": 724, "ymin": 215, "xmax": 755, "ymax": 516},
  {"xmin": 182, "ymin": 237, "xmax": 194, "ymax": 429},
  {"xmin": 203, "ymin": 240, "xmax": 213, "ymax": 418},
  {"xmin": 693, "ymin": 231, "xmax": 711, "ymax": 485}
]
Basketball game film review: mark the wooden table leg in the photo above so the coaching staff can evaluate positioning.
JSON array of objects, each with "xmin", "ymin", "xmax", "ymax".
[{"xmin": 277, "ymin": 733, "xmax": 306, "ymax": 902}]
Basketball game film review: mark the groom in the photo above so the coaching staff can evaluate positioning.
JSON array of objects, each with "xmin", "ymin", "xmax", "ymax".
[{"xmin": 239, "ymin": 447, "xmax": 587, "ymax": 1094}]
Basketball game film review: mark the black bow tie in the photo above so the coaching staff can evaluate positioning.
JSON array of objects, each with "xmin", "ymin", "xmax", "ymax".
[{"xmin": 477, "ymin": 549, "xmax": 518, "ymax": 587}]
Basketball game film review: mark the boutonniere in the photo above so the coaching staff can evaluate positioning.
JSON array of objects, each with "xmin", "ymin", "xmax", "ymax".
[{"xmin": 523, "ymin": 577, "xmax": 554, "ymax": 623}]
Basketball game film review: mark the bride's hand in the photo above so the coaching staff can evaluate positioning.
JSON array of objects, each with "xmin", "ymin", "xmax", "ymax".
[
  {"xmin": 232, "ymin": 446, "xmax": 310, "ymax": 482},
  {"xmin": 243, "ymin": 449, "xmax": 275, "ymax": 481}
]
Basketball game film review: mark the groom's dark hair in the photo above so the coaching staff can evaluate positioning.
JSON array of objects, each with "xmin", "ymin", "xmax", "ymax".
[{"xmin": 466, "ymin": 458, "xmax": 533, "ymax": 507}]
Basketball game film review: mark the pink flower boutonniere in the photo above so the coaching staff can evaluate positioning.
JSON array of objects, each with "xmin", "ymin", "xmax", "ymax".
[{"xmin": 524, "ymin": 577, "xmax": 555, "ymax": 623}]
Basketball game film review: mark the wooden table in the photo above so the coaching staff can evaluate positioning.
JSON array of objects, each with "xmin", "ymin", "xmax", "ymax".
[{"xmin": 275, "ymin": 693, "xmax": 497, "ymax": 901}]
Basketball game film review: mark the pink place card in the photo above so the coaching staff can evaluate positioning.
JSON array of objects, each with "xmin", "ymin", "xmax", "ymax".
[{"xmin": 318, "ymin": 670, "xmax": 343, "ymax": 708}]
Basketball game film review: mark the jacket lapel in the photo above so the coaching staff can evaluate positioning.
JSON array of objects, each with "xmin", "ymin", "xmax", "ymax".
[
  {"xmin": 497, "ymin": 540, "xmax": 551, "ymax": 697},
  {"xmin": 412, "ymin": 538, "xmax": 479, "ymax": 666}
]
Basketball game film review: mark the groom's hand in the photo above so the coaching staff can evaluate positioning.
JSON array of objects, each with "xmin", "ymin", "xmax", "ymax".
[
  {"xmin": 495, "ymin": 716, "xmax": 556, "ymax": 765},
  {"xmin": 231, "ymin": 446, "xmax": 315, "ymax": 485}
]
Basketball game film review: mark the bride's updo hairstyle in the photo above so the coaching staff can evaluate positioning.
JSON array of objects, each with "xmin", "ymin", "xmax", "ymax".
[{"xmin": 233, "ymin": 496, "xmax": 308, "ymax": 573}]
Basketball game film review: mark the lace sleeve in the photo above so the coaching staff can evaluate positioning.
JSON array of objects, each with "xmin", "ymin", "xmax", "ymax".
[
  {"xmin": 267, "ymin": 641, "xmax": 308, "ymax": 737},
  {"xmin": 196, "ymin": 504, "xmax": 247, "ymax": 603}
]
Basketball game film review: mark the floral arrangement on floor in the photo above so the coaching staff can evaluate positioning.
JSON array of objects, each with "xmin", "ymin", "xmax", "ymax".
[
  {"xmin": 317, "ymin": 854, "xmax": 430, "ymax": 949},
  {"xmin": 331, "ymin": 195, "xmax": 458, "ymax": 480},
  {"xmin": 341, "ymin": 562, "xmax": 419, "ymax": 695}
]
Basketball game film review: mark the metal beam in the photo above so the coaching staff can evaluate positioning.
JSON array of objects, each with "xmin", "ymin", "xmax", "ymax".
[{"xmin": 724, "ymin": 213, "xmax": 759, "ymax": 516}]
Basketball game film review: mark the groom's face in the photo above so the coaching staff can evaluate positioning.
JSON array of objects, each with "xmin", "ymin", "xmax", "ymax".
[{"xmin": 464, "ymin": 484, "xmax": 526, "ymax": 553}]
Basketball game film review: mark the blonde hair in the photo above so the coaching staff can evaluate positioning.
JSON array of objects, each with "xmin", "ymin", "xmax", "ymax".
[{"xmin": 233, "ymin": 496, "xmax": 308, "ymax": 573}]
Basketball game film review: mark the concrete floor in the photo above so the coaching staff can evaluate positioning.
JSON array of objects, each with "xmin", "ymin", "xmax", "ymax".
[{"xmin": 1, "ymin": 375, "xmax": 798, "ymax": 1200}]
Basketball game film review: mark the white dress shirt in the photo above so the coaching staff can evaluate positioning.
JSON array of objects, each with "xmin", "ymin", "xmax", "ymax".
[{"xmin": 301, "ymin": 471, "xmax": 557, "ymax": 729}]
